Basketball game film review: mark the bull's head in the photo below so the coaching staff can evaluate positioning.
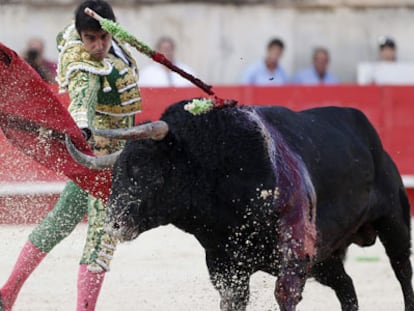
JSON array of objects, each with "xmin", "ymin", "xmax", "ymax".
[{"xmin": 65, "ymin": 120, "xmax": 170, "ymax": 241}]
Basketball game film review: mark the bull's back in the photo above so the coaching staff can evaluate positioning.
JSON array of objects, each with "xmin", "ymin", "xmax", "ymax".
[
  {"xmin": 255, "ymin": 105, "xmax": 381, "ymax": 188},
  {"xmin": 256, "ymin": 105, "xmax": 399, "ymax": 250}
]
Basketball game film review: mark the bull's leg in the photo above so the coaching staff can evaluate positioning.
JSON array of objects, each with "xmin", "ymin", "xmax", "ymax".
[
  {"xmin": 206, "ymin": 252, "xmax": 250, "ymax": 311},
  {"xmin": 274, "ymin": 192, "xmax": 316, "ymax": 311},
  {"xmin": 274, "ymin": 254, "xmax": 308, "ymax": 311},
  {"xmin": 311, "ymin": 253, "xmax": 358, "ymax": 311},
  {"xmin": 274, "ymin": 216, "xmax": 314, "ymax": 310},
  {"xmin": 375, "ymin": 214, "xmax": 414, "ymax": 311}
]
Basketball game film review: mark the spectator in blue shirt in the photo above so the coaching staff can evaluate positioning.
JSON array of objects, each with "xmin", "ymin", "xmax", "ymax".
[
  {"xmin": 292, "ymin": 47, "xmax": 338, "ymax": 85},
  {"xmin": 241, "ymin": 38, "xmax": 288, "ymax": 85}
]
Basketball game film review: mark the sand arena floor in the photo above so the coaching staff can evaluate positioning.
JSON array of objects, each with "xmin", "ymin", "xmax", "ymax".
[{"xmin": 0, "ymin": 223, "xmax": 410, "ymax": 310}]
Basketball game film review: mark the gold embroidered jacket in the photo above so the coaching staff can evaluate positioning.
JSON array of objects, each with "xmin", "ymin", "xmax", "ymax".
[{"xmin": 56, "ymin": 23, "xmax": 142, "ymax": 130}]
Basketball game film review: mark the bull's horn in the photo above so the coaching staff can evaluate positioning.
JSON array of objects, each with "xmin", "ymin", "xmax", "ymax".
[
  {"xmin": 93, "ymin": 121, "xmax": 169, "ymax": 141},
  {"xmin": 65, "ymin": 135, "xmax": 121, "ymax": 169}
]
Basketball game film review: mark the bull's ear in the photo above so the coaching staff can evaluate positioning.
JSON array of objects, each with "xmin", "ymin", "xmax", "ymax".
[
  {"xmin": 65, "ymin": 135, "xmax": 121, "ymax": 169},
  {"xmin": 93, "ymin": 121, "xmax": 169, "ymax": 141}
]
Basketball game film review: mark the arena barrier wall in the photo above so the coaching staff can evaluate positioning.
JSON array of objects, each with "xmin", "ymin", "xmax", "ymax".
[{"xmin": 1, "ymin": 84, "xmax": 414, "ymax": 224}]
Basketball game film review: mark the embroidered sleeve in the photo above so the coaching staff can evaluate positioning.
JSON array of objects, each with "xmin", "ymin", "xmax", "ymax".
[{"xmin": 67, "ymin": 70, "xmax": 100, "ymax": 129}]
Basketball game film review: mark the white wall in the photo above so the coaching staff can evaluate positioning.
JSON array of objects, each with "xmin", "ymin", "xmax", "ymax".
[{"xmin": 1, "ymin": 3, "xmax": 414, "ymax": 84}]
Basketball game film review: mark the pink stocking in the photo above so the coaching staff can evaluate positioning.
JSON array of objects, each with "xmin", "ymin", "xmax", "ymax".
[
  {"xmin": 0, "ymin": 241, "xmax": 47, "ymax": 311},
  {"xmin": 77, "ymin": 264, "xmax": 106, "ymax": 311}
]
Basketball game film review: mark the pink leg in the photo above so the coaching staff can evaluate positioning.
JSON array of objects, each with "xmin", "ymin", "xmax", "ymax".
[
  {"xmin": 77, "ymin": 264, "xmax": 106, "ymax": 311},
  {"xmin": 0, "ymin": 241, "xmax": 47, "ymax": 311}
]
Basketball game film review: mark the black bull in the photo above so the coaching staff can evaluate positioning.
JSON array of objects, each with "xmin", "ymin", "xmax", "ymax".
[{"xmin": 70, "ymin": 101, "xmax": 414, "ymax": 310}]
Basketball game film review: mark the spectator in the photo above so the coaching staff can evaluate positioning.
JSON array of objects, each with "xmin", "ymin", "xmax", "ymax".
[
  {"xmin": 292, "ymin": 47, "xmax": 338, "ymax": 85},
  {"xmin": 357, "ymin": 36, "xmax": 408, "ymax": 84},
  {"xmin": 23, "ymin": 37, "xmax": 57, "ymax": 83},
  {"xmin": 241, "ymin": 38, "xmax": 288, "ymax": 85},
  {"xmin": 378, "ymin": 36, "xmax": 397, "ymax": 62},
  {"xmin": 139, "ymin": 36, "xmax": 195, "ymax": 87}
]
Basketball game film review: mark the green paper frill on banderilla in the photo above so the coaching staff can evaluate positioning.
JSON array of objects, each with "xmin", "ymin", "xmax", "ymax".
[
  {"xmin": 184, "ymin": 99, "xmax": 215, "ymax": 115},
  {"xmin": 100, "ymin": 19, "xmax": 153, "ymax": 57},
  {"xmin": 99, "ymin": 19, "xmax": 216, "ymax": 117},
  {"xmin": 93, "ymin": 12, "xmax": 237, "ymax": 114}
]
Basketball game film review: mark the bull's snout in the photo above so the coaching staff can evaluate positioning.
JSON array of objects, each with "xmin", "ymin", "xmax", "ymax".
[
  {"xmin": 104, "ymin": 219, "xmax": 122, "ymax": 238},
  {"xmin": 104, "ymin": 197, "xmax": 141, "ymax": 242}
]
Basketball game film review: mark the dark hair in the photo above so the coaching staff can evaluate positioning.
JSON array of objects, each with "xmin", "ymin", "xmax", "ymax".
[
  {"xmin": 378, "ymin": 36, "xmax": 396, "ymax": 49},
  {"xmin": 267, "ymin": 38, "xmax": 284, "ymax": 50},
  {"xmin": 75, "ymin": 0, "xmax": 116, "ymax": 34}
]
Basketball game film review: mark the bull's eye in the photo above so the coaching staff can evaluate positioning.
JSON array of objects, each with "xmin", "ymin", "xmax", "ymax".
[
  {"xmin": 152, "ymin": 175, "xmax": 164, "ymax": 185},
  {"xmin": 126, "ymin": 157, "xmax": 164, "ymax": 193},
  {"xmin": 131, "ymin": 170, "xmax": 163, "ymax": 187},
  {"xmin": 112, "ymin": 222, "xmax": 120, "ymax": 230},
  {"xmin": 131, "ymin": 166, "xmax": 141, "ymax": 178}
]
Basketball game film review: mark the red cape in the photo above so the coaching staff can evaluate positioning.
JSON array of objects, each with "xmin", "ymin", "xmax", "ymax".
[{"xmin": 0, "ymin": 42, "xmax": 111, "ymax": 203}]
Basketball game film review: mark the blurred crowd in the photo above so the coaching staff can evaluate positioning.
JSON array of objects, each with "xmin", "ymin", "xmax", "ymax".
[
  {"xmin": 239, "ymin": 36, "xmax": 398, "ymax": 86},
  {"xmin": 24, "ymin": 33, "xmax": 398, "ymax": 86}
]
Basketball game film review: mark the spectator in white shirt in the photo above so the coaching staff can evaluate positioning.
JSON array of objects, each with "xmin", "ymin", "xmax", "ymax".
[
  {"xmin": 378, "ymin": 36, "xmax": 397, "ymax": 62},
  {"xmin": 139, "ymin": 36, "xmax": 195, "ymax": 87}
]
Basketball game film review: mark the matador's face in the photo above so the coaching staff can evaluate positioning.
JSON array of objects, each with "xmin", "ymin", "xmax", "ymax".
[{"xmin": 80, "ymin": 29, "xmax": 112, "ymax": 61}]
